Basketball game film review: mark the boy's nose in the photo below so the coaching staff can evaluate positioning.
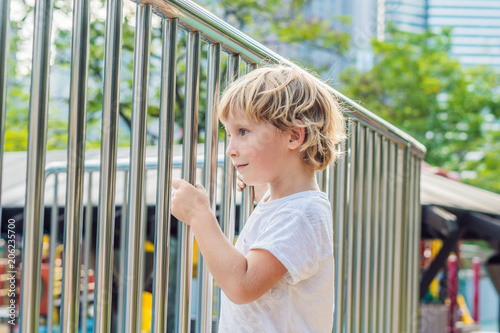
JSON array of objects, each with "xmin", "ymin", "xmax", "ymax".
[{"xmin": 226, "ymin": 140, "xmax": 239, "ymax": 157}]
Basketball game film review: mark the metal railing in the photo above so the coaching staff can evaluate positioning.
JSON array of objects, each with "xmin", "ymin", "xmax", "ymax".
[{"xmin": 0, "ymin": 0, "xmax": 426, "ymax": 332}]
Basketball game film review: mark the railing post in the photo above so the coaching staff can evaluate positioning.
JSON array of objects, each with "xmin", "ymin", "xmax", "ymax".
[
  {"xmin": 215, "ymin": 52, "xmax": 240, "ymax": 330},
  {"xmin": 378, "ymin": 136, "xmax": 389, "ymax": 333},
  {"xmin": 47, "ymin": 173, "xmax": 59, "ymax": 333},
  {"xmin": 239, "ymin": 62, "xmax": 257, "ymax": 230},
  {"xmin": 353, "ymin": 123, "xmax": 365, "ymax": 332},
  {"xmin": 0, "ymin": 0, "xmax": 9, "ymax": 227},
  {"xmin": 385, "ymin": 141, "xmax": 397, "ymax": 333},
  {"xmin": 361, "ymin": 128, "xmax": 374, "ymax": 333},
  {"xmin": 332, "ymin": 140, "xmax": 347, "ymax": 333},
  {"xmin": 409, "ymin": 152, "xmax": 417, "ymax": 333},
  {"xmin": 392, "ymin": 146, "xmax": 404, "ymax": 333},
  {"xmin": 123, "ymin": 4, "xmax": 152, "ymax": 333},
  {"xmin": 345, "ymin": 121, "xmax": 357, "ymax": 333},
  {"xmin": 196, "ymin": 41, "xmax": 221, "ymax": 333},
  {"xmin": 151, "ymin": 17, "xmax": 178, "ymax": 333},
  {"xmin": 176, "ymin": 29, "xmax": 201, "ymax": 333},
  {"xmin": 220, "ymin": 53, "xmax": 240, "ymax": 245},
  {"xmin": 82, "ymin": 172, "xmax": 94, "ymax": 333},
  {"xmin": 401, "ymin": 146, "xmax": 412, "ymax": 333},
  {"xmin": 19, "ymin": 0, "xmax": 53, "ymax": 330},
  {"xmin": 370, "ymin": 133, "xmax": 382, "ymax": 332},
  {"xmin": 413, "ymin": 158, "xmax": 422, "ymax": 333},
  {"xmin": 117, "ymin": 170, "xmax": 129, "ymax": 333},
  {"xmin": 93, "ymin": 0, "xmax": 123, "ymax": 330},
  {"xmin": 60, "ymin": 0, "xmax": 90, "ymax": 329}
]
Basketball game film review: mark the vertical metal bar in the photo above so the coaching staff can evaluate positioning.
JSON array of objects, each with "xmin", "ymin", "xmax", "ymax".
[
  {"xmin": 361, "ymin": 128, "xmax": 373, "ymax": 333},
  {"xmin": 0, "ymin": 0, "xmax": 10, "ymax": 227},
  {"xmin": 345, "ymin": 122, "xmax": 357, "ymax": 333},
  {"xmin": 123, "ymin": 5, "xmax": 151, "ymax": 333},
  {"xmin": 413, "ymin": 158, "xmax": 422, "ymax": 333},
  {"xmin": 378, "ymin": 137, "xmax": 389, "ymax": 333},
  {"xmin": 117, "ymin": 170, "xmax": 128, "ymax": 333},
  {"xmin": 317, "ymin": 170, "xmax": 323, "ymax": 192},
  {"xmin": 47, "ymin": 173, "xmax": 59, "ymax": 333},
  {"xmin": 82, "ymin": 172, "xmax": 94, "ymax": 333},
  {"xmin": 195, "ymin": 41, "xmax": 221, "ymax": 333},
  {"xmin": 385, "ymin": 141, "xmax": 396, "ymax": 333},
  {"xmin": 220, "ymin": 53, "xmax": 240, "ymax": 244},
  {"xmin": 176, "ymin": 29, "xmax": 201, "ymax": 333},
  {"xmin": 317, "ymin": 169, "xmax": 328, "ymax": 193},
  {"xmin": 93, "ymin": 0, "xmax": 123, "ymax": 329},
  {"xmin": 406, "ymin": 153, "xmax": 415, "ymax": 333},
  {"xmin": 333, "ymin": 140, "xmax": 347, "ymax": 333},
  {"xmin": 61, "ymin": 0, "xmax": 90, "ymax": 329},
  {"xmin": 19, "ymin": 0, "xmax": 53, "ymax": 330},
  {"xmin": 411, "ymin": 155, "xmax": 419, "ymax": 333},
  {"xmin": 151, "ymin": 18, "xmax": 177, "ymax": 333},
  {"xmin": 392, "ymin": 146, "xmax": 404, "ymax": 333},
  {"xmin": 203, "ymin": 44, "xmax": 220, "ymax": 210},
  {"xmin": 239, "ymin": 62, "xmax": 255, "ymax": 230},
  {"xmin": 400, "ymin": 148, "xmax": 413, "ymax": 332},
  {"xmin": 140, "ymin": 175, "xmax": 148, "ymax": 307},
  {"xmin": 370, "ymin": 133, "xmax": 381, "ymax": 333},
  {"xmin": 398, "ymin": 148, "xmax": 406, "ymax": 333},
  {"xmin": 216, "ymin": 53, "xmax": 240, "ymax": 330},
  {"xmin": 353, "ymin": 123, "xmax": 365, "ymax": 333}
]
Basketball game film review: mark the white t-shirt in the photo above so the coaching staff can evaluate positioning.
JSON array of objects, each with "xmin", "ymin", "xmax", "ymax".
[{"xmin": 218, "ymin": 190, "xmax": 334, "ymax": 333}]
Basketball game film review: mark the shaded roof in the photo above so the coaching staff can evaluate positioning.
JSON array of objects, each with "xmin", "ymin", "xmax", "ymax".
[
  {"xmin": 3, "ymin": 149, "xmax": 500, "ymax": 218},
  {"xmin": 421, "ymin": 170, "xmax": 500, "ymax": 216}
]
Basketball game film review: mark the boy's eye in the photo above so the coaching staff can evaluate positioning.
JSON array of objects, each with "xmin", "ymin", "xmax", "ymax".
[{"xmin": 240, "ymin": 129, "xmax": 248, "ymax": 136}]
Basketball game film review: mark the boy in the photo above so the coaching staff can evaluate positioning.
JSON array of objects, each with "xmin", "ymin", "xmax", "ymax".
[{"xmin": 171, "ymin": 65, "xmax": 345, "ymax": 332}]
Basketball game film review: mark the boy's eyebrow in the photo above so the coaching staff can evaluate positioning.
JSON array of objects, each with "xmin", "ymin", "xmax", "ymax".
[{"xmin": 224, "ymin": 120, "xmax": 250, "ymax": 130}]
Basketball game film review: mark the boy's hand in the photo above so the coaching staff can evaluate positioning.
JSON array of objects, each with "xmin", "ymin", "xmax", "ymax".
[
  {"xmin": 171, "ymin": 178, "xmax": 211, "ymax": 226},
  {"xmin": 236, "ymin": 173, "xmax": 269, "ymax": 203}
]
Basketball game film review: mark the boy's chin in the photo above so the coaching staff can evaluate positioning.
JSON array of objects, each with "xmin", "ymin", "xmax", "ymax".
[{"xmin": 244, "ymin": 180, "xmax": 266, "ymax": 187}]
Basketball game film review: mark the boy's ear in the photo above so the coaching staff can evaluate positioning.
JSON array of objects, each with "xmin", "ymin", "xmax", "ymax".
[{"xmin": 287, "ymin": 126, "xmax": 306, "ymax": 150}]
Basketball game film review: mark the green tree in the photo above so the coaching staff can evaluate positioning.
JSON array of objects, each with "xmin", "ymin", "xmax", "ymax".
[
  {"xmin": 339, "ymin": 26, "xmax": 500, "ymax": 193},
  {"xmin": 5, "ymin": 0, "xmax": 349, "ymax": 152},
  {"xmin": 208, "ymin": 0, "xmax": 350, "ymax": 55},
  {"xmin": 202, "ymin": 0, "xmax": 350, "ymax": 75}
]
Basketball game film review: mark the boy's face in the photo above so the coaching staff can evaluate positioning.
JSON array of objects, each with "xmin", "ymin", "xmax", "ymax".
[{"xmin": 224, "ymin": 109, "xmax": 290, "ymax": 186}]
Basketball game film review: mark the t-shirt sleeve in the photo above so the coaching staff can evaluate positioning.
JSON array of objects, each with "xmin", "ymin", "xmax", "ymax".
[{"xmin": 249, "ymin": 208, "xmax": 326, "ymax": 285}]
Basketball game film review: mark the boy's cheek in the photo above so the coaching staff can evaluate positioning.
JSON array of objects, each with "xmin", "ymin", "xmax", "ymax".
[{"xmin": 256, "ymin": 131, "xmax": 275, "ymax": 146}]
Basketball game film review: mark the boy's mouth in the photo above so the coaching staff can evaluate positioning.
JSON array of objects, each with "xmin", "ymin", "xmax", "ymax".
[{"xmin": 234, "ymin": 163, "xmax": 248, "ymax": 170}]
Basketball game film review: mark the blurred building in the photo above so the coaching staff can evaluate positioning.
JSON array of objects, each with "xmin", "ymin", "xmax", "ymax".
[
  {"xmin": 273, "ymin": 0, "xmax": 500, "ymax": 77},
  {"xmin": 382, "ymin": 0, "xmax": 500, "ymax": 68}
]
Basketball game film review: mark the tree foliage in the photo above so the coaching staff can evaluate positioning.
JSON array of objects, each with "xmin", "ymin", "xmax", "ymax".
[
  {"xmin": 208, "ymin": 0, "xmax": 350, "ymax": 55},
  {"xmin": 339, "ymin": 26, "xmax": 500, "ymax": 193},
  {"xmin": 4, "ymin": 0, "xmax": 349, "ymax": 152}
]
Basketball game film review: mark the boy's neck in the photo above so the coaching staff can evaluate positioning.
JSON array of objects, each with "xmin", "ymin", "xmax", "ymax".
[{"xmin": 266, "ymin": 166, "xmax": 319, "ymax": 202}]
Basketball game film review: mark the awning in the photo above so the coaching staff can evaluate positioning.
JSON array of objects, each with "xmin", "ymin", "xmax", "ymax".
[{"xmin": 419, "ymin": 167, "xmax": 500, "ymax": 299}]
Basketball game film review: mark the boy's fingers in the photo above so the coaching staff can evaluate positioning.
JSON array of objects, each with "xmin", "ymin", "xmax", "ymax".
[
  {"xmin": 173, "ymin": 179, "xmax": 206, "ymax": 192},
  {"xmin": 172, "ymin": 178, "xmax": 187, "ymax": 189}
]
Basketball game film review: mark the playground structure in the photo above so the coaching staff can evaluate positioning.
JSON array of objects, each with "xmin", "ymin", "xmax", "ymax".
[{"xmin": 0, "ymin": 0, "xmax": 426, "ymax": 332}]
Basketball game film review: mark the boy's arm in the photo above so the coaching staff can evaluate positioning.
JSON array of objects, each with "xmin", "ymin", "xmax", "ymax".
[{"xmin": 171, "ymin": 179, "xmax": 287, "ymax": 305}]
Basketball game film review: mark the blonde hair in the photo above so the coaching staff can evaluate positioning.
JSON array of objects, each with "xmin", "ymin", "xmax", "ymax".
[{"xmin": 218, "ymin": 64, "xmax": 346, "ymax": 171}]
